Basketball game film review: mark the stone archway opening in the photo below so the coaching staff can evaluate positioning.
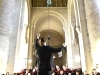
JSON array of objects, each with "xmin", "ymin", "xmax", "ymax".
[{"xmin": 32, "ymin": 10, "xmax": 68, "ymax": 67}]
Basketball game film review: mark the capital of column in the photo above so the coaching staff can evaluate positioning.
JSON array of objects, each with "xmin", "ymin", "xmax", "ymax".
[
  {"xmin": 28, "ymin": 24, "xmax": 33, "ymax": 26},
  {"xmin": 71, "ymin": 23, "xmax": 76, "ymax": 29},
  {"xmin": 63, "ymin": 26, "xmax": 67, "ymax": 31},
  {"xmin": 72, "ymin": 23, "xmax": 76, "ymax": 27},
  {"xmin": 27, "ymin": 24, "xmax": 36, "ymax": 30},
  {"xmin": 76, "ymin": 26, "xmax": 81, "ymax": 34},
  {"xmin": 24, "ymin": 24, "xmax": 28, "ymax": 27},
  {"xmin": 32, "ymin": 25, "xmax": 36, "ymax": 31}
]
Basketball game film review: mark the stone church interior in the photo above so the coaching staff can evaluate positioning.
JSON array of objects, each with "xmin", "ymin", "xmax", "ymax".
[{"xmin": 0, "ymin": 0, "xmax": 100, "ymax": 75}]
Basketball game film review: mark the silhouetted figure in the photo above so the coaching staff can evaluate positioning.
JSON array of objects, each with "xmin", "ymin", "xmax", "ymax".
[{"xmin": 35, "ymin": 33, "xmax": 66, "ymax": 75}]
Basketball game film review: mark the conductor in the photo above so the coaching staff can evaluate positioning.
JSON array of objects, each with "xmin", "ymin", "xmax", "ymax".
[{"xmin": 35, "ymin": 33, "xmax": 66, "ymax": 75}]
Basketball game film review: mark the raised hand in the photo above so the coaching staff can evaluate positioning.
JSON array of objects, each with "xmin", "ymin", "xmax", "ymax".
[
  {"xmin": 63, "ymin": 43, "xmax": 66, "ymax": 47},
  {"xmin": 37, "ymin": 33, "xmax": 40, "ymax": 39}
]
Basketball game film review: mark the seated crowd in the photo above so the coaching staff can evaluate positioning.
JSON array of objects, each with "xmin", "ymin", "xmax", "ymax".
[
  {"xmin": 5, "ymin": 65, "xmax": 83, "ymax": 75},
  {"xmin": 5, "ymin": 64, "xmax": 100, "ymax": 75}
]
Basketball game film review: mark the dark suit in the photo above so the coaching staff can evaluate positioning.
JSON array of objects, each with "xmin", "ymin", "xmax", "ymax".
[{"xmin": 35, "ymin": 39, "xmax": 64, "ymax": 75}]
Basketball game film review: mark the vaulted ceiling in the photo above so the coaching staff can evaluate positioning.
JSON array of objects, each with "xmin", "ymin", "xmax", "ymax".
[{"xmin": 31, "ymin": 0, "xmax": 68, "ymax": 7}]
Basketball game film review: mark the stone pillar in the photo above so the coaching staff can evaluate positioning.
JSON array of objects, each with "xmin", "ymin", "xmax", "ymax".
[
  {"xmin": 73, "ymin": 0, "xmax": 93, "ymax": 73},
  {"xmin": 27, "ymin": 24, "xmax": 33, "ymax": 69},
  {"xmin": 71, "ymin": 23, "xmax": 76, "ymax": 44},
  {"xmin": 8, "ymin": 0, "xmax": 24, "ymax": 73},
  {"xmin": 0, "ymin": 0, "xmax": 15, "ymax": 74},
  {"xmin": 32, "ymin": 25, "xmax": 36, "ymax": 67},
  {"xmin": 0, "ymin": 0, "xmax": 25, "ymax": 74},
  {"xmin": 67, "ymin": 0, "xmax": 74, "ymax": 68},
  {"xmin": 72, "ymin": 0, "xmax": 86, "ymax": 70},
  {"xmin": 71, "ymin": 23, "xmax": 81, "ymax": 68},
  {"xmin": 84, "ymin": 0, "xmax": 100, "ymax": 67}
]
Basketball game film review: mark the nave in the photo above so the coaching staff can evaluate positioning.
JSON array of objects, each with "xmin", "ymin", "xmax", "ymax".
[{"xmin": 0, "ymin": 0, "xmax": 100, "ymax": 74}]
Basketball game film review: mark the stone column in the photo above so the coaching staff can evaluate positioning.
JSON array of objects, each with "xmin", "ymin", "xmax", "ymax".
[
  {"xmin": 27, "ymin": 24, "xmax": 33, "ymax": 69},
  {"xmin": 0, "ymin": 0, "xmax": 15, "ymax": 74},
  {"xmin": 8, "ymin": 0, "xmax": 24, "ymax": 73},
  {"xmin": 71, "ymin": 23, "xmax": 81, "ymax": 68},
  {"xmin": 32, "ymin": 25, "xmax": 36, "ymax": 67},
  {"xmin": 84, "ymin": 0, "xmax": 100, "ymax": 67},
  {"xmin": 73, "ymin": 0, "xmax": 93, "ymax": 73},
  {"xmin": 67, "ymin": 0, "xmax": 74, "ymax": 68},
  {"xmin": 71, "ymin": 23, "xmax": 76, "ymax": 44},
  {"xmin": 0, "ymin": 0, "xmax": 24, "ymax": 74}
]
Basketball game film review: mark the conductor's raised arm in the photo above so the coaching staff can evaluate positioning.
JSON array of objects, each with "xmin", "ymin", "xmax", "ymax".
[
  {"xmin": 35, "ymin": 33, "xmax": 40, "ymax": 49},
  {"xmin": 49, "ymin": 43, "xmax": 66, "ymax": 53}
]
